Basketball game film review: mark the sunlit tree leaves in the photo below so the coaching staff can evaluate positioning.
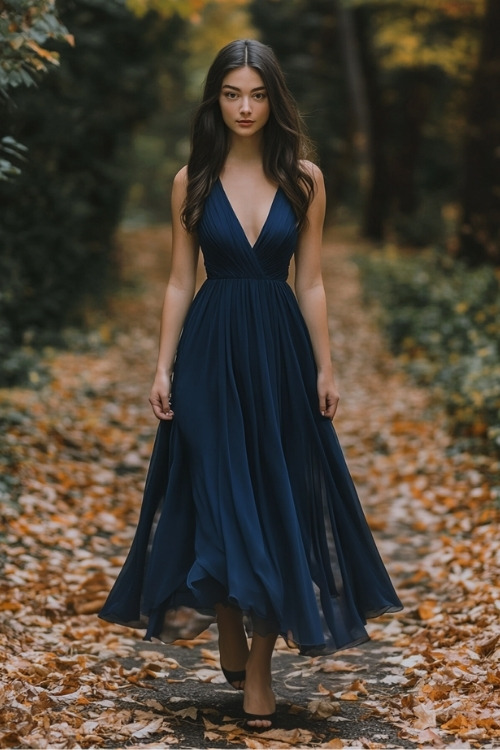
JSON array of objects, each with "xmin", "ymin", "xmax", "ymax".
[{"xmin": 126, "ymin": 0, "xmax": 205, "ymax": 19}]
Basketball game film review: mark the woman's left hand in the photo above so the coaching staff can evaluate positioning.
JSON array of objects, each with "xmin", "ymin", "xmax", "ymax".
[{"xmin": 317, "ymin": 371, "xmax": 340, "ymax": 421}]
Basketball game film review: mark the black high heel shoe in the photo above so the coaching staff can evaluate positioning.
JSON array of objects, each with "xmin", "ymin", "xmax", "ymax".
[{"xmin": 221, "ymin": 666, "xmax": 246, "ymax": 690}]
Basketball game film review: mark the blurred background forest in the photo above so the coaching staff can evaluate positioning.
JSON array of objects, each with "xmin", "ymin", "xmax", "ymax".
[{"xmin": 1, "ymin": 0, "xmax": 499, "ymax": 451}]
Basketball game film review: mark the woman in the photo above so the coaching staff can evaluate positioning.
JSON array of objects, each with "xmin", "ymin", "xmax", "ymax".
[{"xmin": 99, "ymin": 39, "xmax": 402, "ymax": 730}]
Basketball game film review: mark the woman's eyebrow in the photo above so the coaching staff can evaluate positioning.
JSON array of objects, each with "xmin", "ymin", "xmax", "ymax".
[{"xmin": 221, "ymin": 84, "xmax": 267, "ymax": 92}]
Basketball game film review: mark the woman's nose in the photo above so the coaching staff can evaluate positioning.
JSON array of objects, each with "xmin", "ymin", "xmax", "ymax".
[{"xmin": 240, "ymin": 96, "xmax": 252, "ymax": 114}]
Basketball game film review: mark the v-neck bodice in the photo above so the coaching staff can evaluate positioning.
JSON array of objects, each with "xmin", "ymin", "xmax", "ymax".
[
  {"xmin": 197, "ymin": 177, "xmax": 298, "ymax": 281},
  {"xmin": 217, "ymin": 178, "xmax": 281, "ymax": 250}
]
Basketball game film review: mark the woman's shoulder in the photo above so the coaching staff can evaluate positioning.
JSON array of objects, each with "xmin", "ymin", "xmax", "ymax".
[
  {"xmin": 299, "ymin": 159, "xmax": 324, "ymax": 184},
  {"xmin": 170, "ymin": 166, "xmax": 189, "ymax": 216},
  {"xmin": 171, "ymin": 166, "xmax": 189, "ymax": 204},
  {"xmin": 299, "ymin": 160, "xmax": 325, "ymax": 206},
  {"xmin": 173, "ymin": 165, "xmax": 189, "ymax": 188}
]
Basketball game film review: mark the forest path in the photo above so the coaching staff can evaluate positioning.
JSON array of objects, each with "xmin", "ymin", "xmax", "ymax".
[{"xmin": 0, "ymin": 226, "xmax": 497, "ymax": 749}]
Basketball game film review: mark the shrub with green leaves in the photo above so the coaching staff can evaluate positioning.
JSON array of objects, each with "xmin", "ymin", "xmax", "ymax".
[
  {"xmin": 0, "ymin": 0, "xmax": 185, "ymax": 385},
  {"xmin": 0, "ymin": 0, "xmax": 73, "ymax": 180},
  {"xmin": 356, "ymin": 248, "xmax": 500, "ymax": 451}
]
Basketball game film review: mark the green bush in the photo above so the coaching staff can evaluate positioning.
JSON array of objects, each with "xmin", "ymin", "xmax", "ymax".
[
  {"xmin": 0, "ymin": 0, "xmax": 185, "ymax": 385},
  {"xmin": 356, "ymin": 248, "xmax": 500, "ymax": 451},
  {"xmin": 0, "ymin": 0, "xmax": 73, "ymax": 180}
]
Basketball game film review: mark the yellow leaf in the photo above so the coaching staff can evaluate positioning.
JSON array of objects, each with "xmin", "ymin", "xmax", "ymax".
[
  {"xmin": 25, "ymin": 40, "xmax": 59, "ymax": 63},
  {"xmin": 418, "ymin": 600, "xmax": 438, "ymax": 620}
]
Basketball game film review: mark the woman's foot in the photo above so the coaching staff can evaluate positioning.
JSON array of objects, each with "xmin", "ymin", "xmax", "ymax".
[
  {"xmin": 243, "ymin": 709, "xmax": 277, "ymax": 731},
  {"xmin": 243, "ymin": 633, "xmax": 277, "ymax": 730},
  {"xmin": 215, "ymin": 604, "xmax": 249, "ymax": 690},
  {"xmin": 243, "ymin": 678, "xmax": 276, "ymax": 730}
]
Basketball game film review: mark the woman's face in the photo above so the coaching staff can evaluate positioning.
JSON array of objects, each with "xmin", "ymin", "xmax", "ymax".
[{"xmin": 219, "ymin": 66, "xmax": 270, "ymax": 139}]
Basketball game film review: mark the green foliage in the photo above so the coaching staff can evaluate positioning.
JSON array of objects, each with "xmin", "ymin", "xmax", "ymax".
[
  {"xmin": 0, "ymin": 0, "xmax": 73, "ymax": 90},
  {"xmin": 356, "ymin": 247, "xmax": 500, "ymax": 450},
  {"xmin": 0, "ymin": 0, "xmax": 73, "ymax": 179},
  {"xmin": 0, "ymin": 0, "xmax": 179, "ymax": 385},
  {"xmin": 0, "ymin": 135, "xmax": 28, "ymax": 180}
]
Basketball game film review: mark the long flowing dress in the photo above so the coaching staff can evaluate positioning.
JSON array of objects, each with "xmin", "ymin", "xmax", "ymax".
[{"xmin": 99, "ymin": 179, "xmax": 402, "ymax": 655}]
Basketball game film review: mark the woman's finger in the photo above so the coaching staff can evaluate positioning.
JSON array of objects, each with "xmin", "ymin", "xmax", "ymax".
[
  {"xmin": 320, "ymin": 392, "xmax": 339, "ymax": 420},
  {"xmin": 149, "ymin": 391, "xmax": 174, "ymax": 420},
  {"xmin": 319, "ymin": 395, "xmax": 327, "ymax": 416},
  {"xmin": 325, "ymin": 398, "xmax": 339, "ymax": 420}
]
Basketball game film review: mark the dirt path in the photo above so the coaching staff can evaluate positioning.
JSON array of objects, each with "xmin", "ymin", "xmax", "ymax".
[{"xmin": 0, "ymin": 226, "xmax": 497, "ymax": 749}]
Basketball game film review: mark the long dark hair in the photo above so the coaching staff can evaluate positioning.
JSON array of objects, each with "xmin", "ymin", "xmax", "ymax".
[{"xmin": 182, "ymin": 39, "xmax": 316, "ymax": 233}]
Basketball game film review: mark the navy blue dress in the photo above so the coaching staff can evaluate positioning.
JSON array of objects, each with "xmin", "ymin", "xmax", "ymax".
[{"xmin": 99, "ymin": 179, "xmax": 402, "ymax": 655}]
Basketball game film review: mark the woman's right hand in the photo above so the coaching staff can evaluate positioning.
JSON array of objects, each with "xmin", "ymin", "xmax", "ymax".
[{"xmin": 149, "ymin": 372, "xmax": 174, "ymax": 420}]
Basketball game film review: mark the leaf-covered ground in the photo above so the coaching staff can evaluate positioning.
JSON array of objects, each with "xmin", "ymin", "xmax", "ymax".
[{"xmin": 1, "ymin": 226, "xmax": 499, "ymax": 749}]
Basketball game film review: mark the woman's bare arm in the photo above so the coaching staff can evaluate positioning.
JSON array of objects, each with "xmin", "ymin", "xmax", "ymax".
[
  {"xmin": 149, "ymin": 167, "xmax": 199, "ymax": 420},
  {"xmin": 294, "ymin": 163, "xmax": 339, "ymax": 420}
]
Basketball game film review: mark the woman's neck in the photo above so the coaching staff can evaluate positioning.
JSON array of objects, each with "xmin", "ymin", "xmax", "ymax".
[{"xmin": 226, "ymin": 133, "xmax": 264, "ymax": 166}]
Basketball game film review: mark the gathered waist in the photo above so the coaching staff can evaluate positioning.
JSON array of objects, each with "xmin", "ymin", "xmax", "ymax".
[{"xmin": 205, "ymin": 276, "xmax": 288, "ymax": 283}]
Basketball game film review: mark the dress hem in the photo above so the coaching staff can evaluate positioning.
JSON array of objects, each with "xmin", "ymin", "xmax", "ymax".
[{"xmin": 98, "ymin": 600, "xmax": 403, "ymax": 658}]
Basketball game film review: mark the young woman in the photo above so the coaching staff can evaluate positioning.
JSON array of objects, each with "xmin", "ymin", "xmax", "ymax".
[{"xmin": 99, "ymin": 39, "xmax": 402, "ymax": 730}]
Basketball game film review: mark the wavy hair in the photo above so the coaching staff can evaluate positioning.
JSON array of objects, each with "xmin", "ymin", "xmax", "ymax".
[{"xmin": 181, "ymin": 39, "xmax": 316, "ymax": 233}]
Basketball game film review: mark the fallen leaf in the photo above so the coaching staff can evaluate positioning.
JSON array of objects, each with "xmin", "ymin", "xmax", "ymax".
[{"xmin": 307, "ymin": 699, "xmax": 340, "ymax": 718}]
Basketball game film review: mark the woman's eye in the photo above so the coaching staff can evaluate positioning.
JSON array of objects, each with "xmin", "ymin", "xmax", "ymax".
[
  {"xmin": 225, "ymin": 92, "xmax": 238, "ymax": 99},
  {"xmin": 254, "ymin": 93, "xmax": 266, "ymax": 100}
]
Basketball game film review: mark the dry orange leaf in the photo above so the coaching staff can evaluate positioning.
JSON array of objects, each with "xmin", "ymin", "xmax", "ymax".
[
  {"xmin": 441, "ymin": 714, "xmax": 472, "ymax": 731},
  {"xmin": 307, "ymin": 699, "xmax": 340, "ymax": 718},
  {"xmin": 349, "ymin": 679, "xmax": 369, "ymax": 695},
  {"xmin": 418, "ymin": 600, "xmax": 438, "ymax": 620}
]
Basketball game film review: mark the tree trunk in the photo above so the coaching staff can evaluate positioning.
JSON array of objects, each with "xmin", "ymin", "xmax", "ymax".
[
  {"xmin": 459, "ymin": 0, "xmax": 500, "ymax": 265},
  {"xmin": 391, "ymin": 74, "xmax": 432, "ymax": 216},
  {"xmin": 333, "ymin": 0, "xmax": 372, "ymax": 211},
  {"xmin": 353, "ymin": 5, "xmax": 389, "ymax": 241}
]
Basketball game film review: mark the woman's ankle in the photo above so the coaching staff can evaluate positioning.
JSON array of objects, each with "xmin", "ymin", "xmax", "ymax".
[
  {"xmin": 245, "ymin": 656, "xmax": 271, "ymax": 682},
  {"xmin": 216, "ymin": 605, "xmax": 249, "ymax": 670}
]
